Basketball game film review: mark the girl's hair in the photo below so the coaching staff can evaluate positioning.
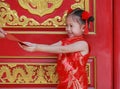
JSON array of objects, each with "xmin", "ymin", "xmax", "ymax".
[{"xmin": 67, "ymin": 8, "xmax": 94, "ymax": 25}]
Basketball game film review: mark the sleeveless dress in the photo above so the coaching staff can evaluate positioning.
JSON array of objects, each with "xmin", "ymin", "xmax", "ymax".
[{"xmin": 56, "ymin": 36, "xmax": 90, "ymax": 89}]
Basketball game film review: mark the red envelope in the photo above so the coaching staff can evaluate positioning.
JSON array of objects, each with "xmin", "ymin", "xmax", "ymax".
[
  {"xmin": 5, "ymin": 33, "xmax": 20, "ymax": 42},
  {"xmin": 5, "ymin": 33, "xmax": 28, "ymax": 46}
]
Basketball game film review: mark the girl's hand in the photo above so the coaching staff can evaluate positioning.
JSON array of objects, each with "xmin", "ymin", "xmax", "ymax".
[
  {"xmin": 18, "ymin": 42, "xmax": 37, "ymax": 52},
  {"xmin": 0, "ymin": 28, "xmax": 7, "ymax": 38}
]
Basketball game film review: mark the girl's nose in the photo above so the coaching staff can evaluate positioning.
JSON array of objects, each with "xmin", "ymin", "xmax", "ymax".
[
  {"xmin": 66, "ymin": 26, "xmax": 70, "ymax": 31},
  {"xmin": 66, "ymin": 28, "xmax": 70, "ymax": 32}
]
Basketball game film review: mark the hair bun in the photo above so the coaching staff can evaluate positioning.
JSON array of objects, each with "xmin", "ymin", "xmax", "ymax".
[{"xmin": 88, "ymin": 16, "xmax": 94, "ymax": 22}]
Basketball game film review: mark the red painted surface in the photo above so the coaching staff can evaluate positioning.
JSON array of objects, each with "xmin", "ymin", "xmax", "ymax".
[
  {"xmin": 84, "ymin": 0, "xmax": 113, "ymax": 89},
  {"xmin": 114, "ymin": 0, "xmax": 120, "ymax": 88},
  {"xmin": 93, "ymin": 0, "xmax": 113, "ymax": 89}
]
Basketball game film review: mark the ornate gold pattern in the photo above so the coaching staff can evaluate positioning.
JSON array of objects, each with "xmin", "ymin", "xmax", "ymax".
[
  {"xmin": 0, "ymin": 63, "xmax": 58, "ymax": 84},
  {"xmin": 72, "ymin": 0, "xmax": 89, "ymax": 11},
  {"xmin": 0, "ymin": 63, "xmax": 90, "ymax": 84},
  {"xmin": 41, "ymin": 11, "xmax": 67, "ymax": 27},
  {"xmin": 0, "ymin": 1, "xmax": 40, "ymax": 27},
  {"xmin": 41, "ymin": 0, "xmax": 89, "ymax": 27},
  {"xmin": 0, "ymin": 0, "xmax": 91, "ymax": 28},
  {"xmin": 18, "ymin": 0, "xmax": 63, "ymax": 16}
]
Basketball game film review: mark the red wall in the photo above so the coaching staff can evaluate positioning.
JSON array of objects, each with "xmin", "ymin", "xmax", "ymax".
[{"xmin": 114, "ymin": 0, "xmax": 120, "ymax": 88}]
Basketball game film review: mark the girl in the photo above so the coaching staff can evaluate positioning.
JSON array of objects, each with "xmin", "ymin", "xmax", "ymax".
[{"xmin": 19, "ymin": 8, "xmax": 94, "ymax": 89}]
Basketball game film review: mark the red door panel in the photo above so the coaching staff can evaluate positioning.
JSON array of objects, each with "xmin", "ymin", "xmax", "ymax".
[{"xmin": 0, "ymin": 0, "xmax": 113, "ymax": 89}]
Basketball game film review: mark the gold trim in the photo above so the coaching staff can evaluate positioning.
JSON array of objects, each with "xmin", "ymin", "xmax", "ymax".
[
  {"xmin": 0, "ymin": 56, "xmax": 57, "ymax": 59},
  {"xmin": 86, "ymin": 63, "xmax": 91, "ymax": 84},
  {"xmin": 4, "ymin": 31, "xmax": 95, "ymax": 35},
  {"xmin": 1, "ymin": 26, "xmax": 65, "ymax": 28},
  {"xmin": 6, "ymin": 31, "xmax": 67, "ymax": 35}
]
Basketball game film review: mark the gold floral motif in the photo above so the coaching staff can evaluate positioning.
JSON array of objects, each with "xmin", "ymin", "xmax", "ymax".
[
  {"xmin": 41, "ymin": 0, "xmax": 89, "ymax": 27},
  {"xmin": 0, "ymin": 0, "xmax": 90, "ymax": 27},
  {"xmin": 41, "ymin": 11, "xmax": 67, "ymax": 27},
  {"xmin": 0, "ymin": 63, "xmax": 58, "ymax": 84},
  {"xmin": 18, "ymin": 0, "xmax": 63, "ymax": 16},
  {"xmin": 0, "ymin": 1, "xmax": 40, "ymax": 27},
  {"xmin": 0, "ymin": 63, "xmax": 90, "ymax": 84},
  {"xmin": 72, "ymin": 0, "xmax": 89, "ymax": 11}
]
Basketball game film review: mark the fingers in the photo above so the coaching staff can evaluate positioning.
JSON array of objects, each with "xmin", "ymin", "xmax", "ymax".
[
  {"xmin": 18, "ymin": 42, "xmax": 36, "ymax": 52},
  {"xmin": 0, "ymin": 28, "xmax": 7, "ymax": 34},
  {"xmin": 0, "ymin": 28, "xmax": 7, "ymax": 38},
  {"xmin": 19, "ymin": 42, "xmax": 29, "ymax": 46},
  {"xmin": 0, "ymin": 33, "xmax": 5, "ymax": 38},
  {"xmin": 22, "ymin": 42, "xmax": 36, "ymax": 46},
  {"xmin": 18, "ymin": 42, "xmax": 31, "ymax": 49}
]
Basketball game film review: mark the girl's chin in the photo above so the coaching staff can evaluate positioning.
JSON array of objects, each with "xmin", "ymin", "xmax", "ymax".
[
  {"xmin": 68, "ymin": 34, "xmax": 74, "ymax": 37},
  {"xmin": 68, "ymin": 35, "xmax": 74, "ymax": 38}
]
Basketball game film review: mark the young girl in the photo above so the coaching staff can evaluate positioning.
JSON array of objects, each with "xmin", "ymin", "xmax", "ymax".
[{"xmin": 20, "ymin": 8, "xmax": 94, "ymax": 89}]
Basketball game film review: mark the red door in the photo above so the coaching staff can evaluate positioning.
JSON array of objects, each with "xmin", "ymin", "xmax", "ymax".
[{"xmin": 0, "ymin": 0, "xmax": 113, "ymax": 89}]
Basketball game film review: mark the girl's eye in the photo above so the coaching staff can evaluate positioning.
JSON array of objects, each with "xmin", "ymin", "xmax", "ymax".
[{"xmin": 70, "ymin": 25, "xmax": 72, "ymax": 27}]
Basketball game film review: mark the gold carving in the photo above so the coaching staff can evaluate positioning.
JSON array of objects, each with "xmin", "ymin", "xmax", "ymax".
[
  {"xmin": 72, "ymin": 0, "xmax": 89, "ymax": 11},
  {"xmin": 41, "ymin": 0, "xmax": 89, "ymax": 27},
  {"xmin": 0, "ymin": 63, "xmax": 90, "ymax": 84},
  {"xmin": 41, "ymin": 11, "xmax": 67, "ymax": 27},
  {"xmin": 0, "ymin": 0, "xmax": 92, "ymax": 28},
  {"xmin": 18, "ymin": 0, "xmax": 63, "ymax": 16},
  {"xmin": 0, "ymin": 63, "xmax": 58, "ymax": 84},
  {"xmin": 0, "ymin": 1, "xmax": 40, "ymax": 27}
]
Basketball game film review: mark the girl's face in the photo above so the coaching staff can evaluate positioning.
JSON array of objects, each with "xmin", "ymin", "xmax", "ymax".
[{"xmin": 65, "ymin": 16, "xmax": 85, "ymax": 38}]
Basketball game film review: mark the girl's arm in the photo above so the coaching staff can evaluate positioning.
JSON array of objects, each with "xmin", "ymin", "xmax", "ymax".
[
  {"xmin": 19, "ymin": 41, "xmax": 88, "ymax": 55},
  {"xmin": 50, "ymin": 41, "xmax": 62, "ymax": 46}
]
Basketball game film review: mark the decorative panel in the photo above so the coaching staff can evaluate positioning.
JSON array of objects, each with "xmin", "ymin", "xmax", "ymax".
[
  {"xmin": 0, "ymin": 0, "xmax": 95, "ymax": 34},
  {"xmin": 0, "ymin": 57, "xmax": 96, "ymax": 88},
  {"xmin": 0, "ymin": 0, "xmax": 96, "ymax": 89}
]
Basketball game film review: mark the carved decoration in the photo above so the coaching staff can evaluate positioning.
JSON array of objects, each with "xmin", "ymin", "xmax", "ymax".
[
  {"xmin": 0, "ymin": 63, "xmax": 90, "ymax": 84},
  {"xmin": 18, "ymin": 0, "xmax": 63, "ymax": 16},
  {"xmin": 0, "ymin": 63, "xmax": 58, "ymax": 84},
  {"xmin": 0, "ymin": 0, "xmax": 89, "ymax": 27},
  {"xmin": 41, "ymin": 0, "xmax": 89, "ymax": 27},
  {"xmin": 72, "ymin": 0, "xmax": 89, "ymax": 11},
  {"xmin": 0, "ymin": 1, "xmax": 40, "ymax": 27},
  {"xmin": 41, "ymin": 11, "xmax": 67, "ymax": 27}
]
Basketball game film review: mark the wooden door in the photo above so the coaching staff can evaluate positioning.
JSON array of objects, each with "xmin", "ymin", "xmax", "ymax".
[{"xmin": 0, "ymin": 0, "xmax": 113, "ymax": 89}]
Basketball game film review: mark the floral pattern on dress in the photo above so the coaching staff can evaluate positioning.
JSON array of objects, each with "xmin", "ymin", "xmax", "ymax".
[{"xmin": 56, "ymin": 36, "xmax": 90, "ymax": 89}]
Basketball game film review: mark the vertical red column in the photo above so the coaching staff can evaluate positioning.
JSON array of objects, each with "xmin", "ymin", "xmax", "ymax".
[{"xmin": 114, "ymin": 0, "xmax": 120, "ymax": 89}]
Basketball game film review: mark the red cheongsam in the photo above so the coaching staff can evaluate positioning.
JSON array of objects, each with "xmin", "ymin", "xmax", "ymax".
[{"xmin": 56, "ymin": 36, "xmax": 90, "ymax": 89}]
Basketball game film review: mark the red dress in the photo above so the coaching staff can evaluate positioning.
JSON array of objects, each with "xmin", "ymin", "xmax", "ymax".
[{"xmin": 56, "ymin": 36, "xmax": 90, "ymax": 89}]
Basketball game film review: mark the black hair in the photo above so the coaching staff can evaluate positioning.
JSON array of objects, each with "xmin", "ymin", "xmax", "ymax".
[{"xmin": 67, "ymin": 8, "xmax": 94, "ymax": 25}]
